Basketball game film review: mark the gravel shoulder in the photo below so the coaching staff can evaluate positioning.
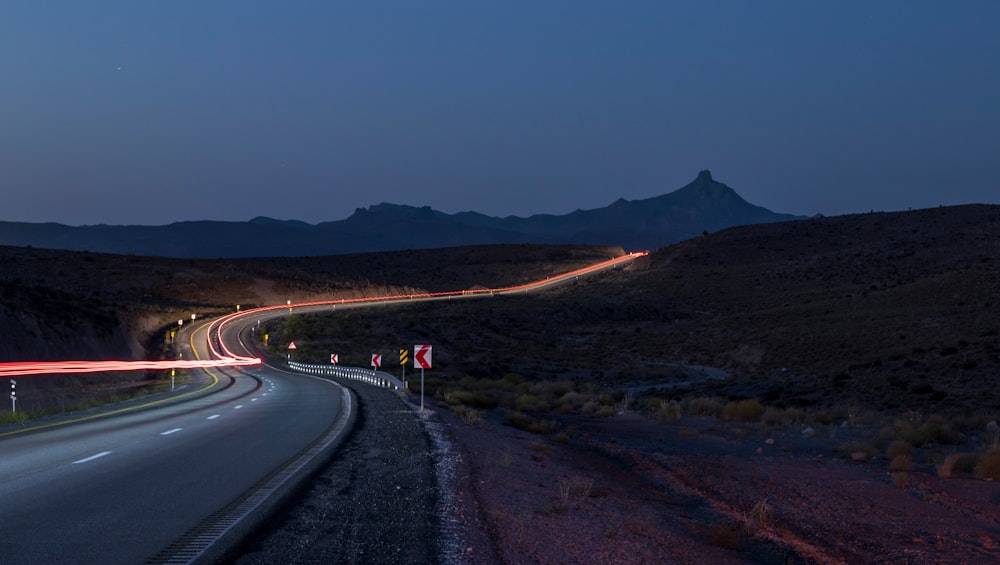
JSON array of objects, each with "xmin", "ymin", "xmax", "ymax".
[
  {"xmin": 229, "ymin": 382, "xmax": 439, "ymax": 564},
  {"xmin": 223, "ymin": 385, "xmax": 1000, "ymax": 564}
]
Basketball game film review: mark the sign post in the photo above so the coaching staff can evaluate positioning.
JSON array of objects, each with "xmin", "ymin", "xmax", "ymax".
[
  {"xmin": 287, "ymin": 341, "xmax": 297, "ymax": 363},
  {"xmin": 10, "ymin": 379, "xmax": 15, "ymax": 414},
  {"xmin": 330, "ymin": 353, "xmax": 339, "ymax": 364},
  {"xmin": 414, "ymin": 344, "xmax": 432, "ymax": 411},
  {"xmin": 400, "ymin": 349, "xmax": 409, "ymax": 389}
]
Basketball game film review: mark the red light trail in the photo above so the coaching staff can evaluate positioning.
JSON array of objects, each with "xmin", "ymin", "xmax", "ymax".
[{"xmin": 0, "ymin": 252, "xmax": 646, "ymax": 378}]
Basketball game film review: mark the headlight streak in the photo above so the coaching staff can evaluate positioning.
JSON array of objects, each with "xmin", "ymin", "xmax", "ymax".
[{"xmin": 0, "ymin": 252, "xmax": 646, "ymax": 378}]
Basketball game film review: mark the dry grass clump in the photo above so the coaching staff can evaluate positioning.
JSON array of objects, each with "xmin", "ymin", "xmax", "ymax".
[
  {"xmin": 762, "ymin": 406, "xmax": 808, "ymax": 428},
  {"xmin": 936, "ymin": 452, "xmax": 978, "ymax": 478},
  {"xmin": 654, "ymin": 399, "xmax": 682, "ymax": 422},
  {"xmin": 974, "ymin": 447, "xmax": 1000, "ymax": 480},
  {"xmin": 723, "ymin": 398, "xmax": 765, "ymax": 422},
  {"xmin": 886, "ymin": 440, "xmax": 914, "ymax": 459},
  {"xmin": 888, "ymin": 454, "xmax": 914, "ymax": 472},
  {"xmin": 685, "ymin": 396, "xmax": 723, "ymax": 418},
  {"xmin": 838, "ymin": 441, "xmax": 878, "ymax": 460},
  {"xmin": 504, "ymin": 411, "xmax": 556, "ymax": 434},
  {"xmin": 880, "ymin": 414, "xmax": 962, "ymax": 447}
]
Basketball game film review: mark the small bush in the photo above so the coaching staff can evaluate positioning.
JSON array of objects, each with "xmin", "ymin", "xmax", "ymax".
[
  {"xmin": 937, "ymin": 452, "xmax": 977, "ymax": 478},
  {"xmin": 686, "ymin": 396, "xmax": 723, "ymax": 418},
  {"xmin": 0, "ymin": 411, "xmax": 31, "ymax": 425},
  {"xmin": 515, "ymin": 394, "xmax": 551, "ymax": 413},
  {"xmin": 888, "ymin": 454, "xmax": 914, "ymax": 472},
  {"xmin": 975, "ymin": 447, "xmax": 1000, "ymax": 480},
  {"xmin": 887, "ymin": 440, "xmax": 913, "ymax": 459},
  {"xmin": 723, "ymin": 399, "xmax": 765, "ymax": 422},
  {"xmin": 504, "ymin": 411, "xmax": 555, "ymax": 434},
  {"xmin": 838, "ymin": 441, "xmax": 877, "ymax": 460}
]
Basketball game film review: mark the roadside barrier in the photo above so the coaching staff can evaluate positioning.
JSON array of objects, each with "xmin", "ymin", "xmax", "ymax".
[{"xmin": 288, "ymin": 361, "xmax": 404, "ymax": 390}]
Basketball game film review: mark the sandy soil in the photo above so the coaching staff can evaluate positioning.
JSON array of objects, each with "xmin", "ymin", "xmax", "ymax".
[{"xmin": 443, "ymin": 409, "xmax": 1000, "ymax": 564}]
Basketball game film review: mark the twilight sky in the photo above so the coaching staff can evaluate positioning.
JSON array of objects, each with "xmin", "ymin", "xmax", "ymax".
[{"xmin": 2, "ymin": 2, "xmax": 998, "ymax": 226}]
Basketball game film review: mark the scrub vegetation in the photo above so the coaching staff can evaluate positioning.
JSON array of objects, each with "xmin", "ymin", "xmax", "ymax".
[{"xmin": 3, "ymin": 205, "xmax": 1000, "ymax": 562}]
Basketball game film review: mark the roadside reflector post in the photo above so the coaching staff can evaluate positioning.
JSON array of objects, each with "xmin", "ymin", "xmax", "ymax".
[
  {"xmin": 10, "ymin": 379, "xmax": 15, "ymax": 414},
  {"xmin": 414, "ymin": 344, "xmax": 432, "ymax": 411}
]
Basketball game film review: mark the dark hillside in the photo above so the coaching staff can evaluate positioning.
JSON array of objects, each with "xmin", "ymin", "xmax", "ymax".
[{"xmin": 268, "ymin": 205, "xmax": 1000, "ymax": 415}]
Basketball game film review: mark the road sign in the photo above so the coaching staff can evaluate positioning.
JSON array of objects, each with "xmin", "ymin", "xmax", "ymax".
[
  {"xmin": 371, "ymin": 354, "xmax": 382, "ymax": 368},
  {"xmin": 414, "ymin": 344, "xmax": 432, "ymax": 369},
  {"xmin": 331, "ymin": 353, "xmax": 339, "ymax": 364},
  {"xmin": 287, "ymin": 341, "xmax": 297, "ymax": 350},
  {"xmin": 400, "ymin": 349, "xmax": 408, "ymax": 365}
]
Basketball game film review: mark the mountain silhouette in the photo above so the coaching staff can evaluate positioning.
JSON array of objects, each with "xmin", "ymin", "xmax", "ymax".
[{"xmin": 0, "ymin": 171, "xmax": 805, "ymax": 258}]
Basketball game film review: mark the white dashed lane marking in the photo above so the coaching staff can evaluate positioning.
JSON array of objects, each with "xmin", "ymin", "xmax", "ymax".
[
  {"xmin": 207, "ymin": 415, "xmax": 220, "ymax": 420},
  {"xmin": 73, "ymin": 451, "xmax": 111, "ymax": 464},
  {"xmin": 160, "ymin": 428, "xmax": 182, "ymax": 436},
  {"xmin": 234, "ymin": 405, "xmax": 243, "ymax": 410}
]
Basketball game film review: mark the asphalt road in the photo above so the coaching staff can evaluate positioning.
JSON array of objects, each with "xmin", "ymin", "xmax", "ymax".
[
  {"xmin": 0, "ymin": 251, "xmax": 642, "ymax": 564},
  {"xmin": 0, "ymin": 326, "xmax": 349, "ymax": 564}
]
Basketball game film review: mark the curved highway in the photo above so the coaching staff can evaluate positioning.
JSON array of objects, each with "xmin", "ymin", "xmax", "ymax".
[
  {"xmin": 0, "ymin": 251, "xmax": 643, "ymax": 563},
  {"xmin": 0, "ymin": 321, "xmax": 350, "ymax": 564}
]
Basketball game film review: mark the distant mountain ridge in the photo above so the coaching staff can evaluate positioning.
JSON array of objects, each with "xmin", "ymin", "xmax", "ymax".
[{"xmin": 0, "ymin": 171, "xmax": 806, "ymax": 258}]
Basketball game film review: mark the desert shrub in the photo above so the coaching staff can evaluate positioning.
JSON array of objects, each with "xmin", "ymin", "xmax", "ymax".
[
  {"xmin": 882, "ymin": 415, "xmax": 960, "ymax": 447},
  {"xmin": 761, "ymin": 408, "xmax": 783, "ymax": 428},
  {"xmin": 531, "ymin": 380, "xmax": 574, "ymax": 399},
  {"xmin": 974, "ymin": 447, "xmax": 1000, "ymax": 480},
  {"xmin": 515, "ymin": 394, "xmax": 551, "ymax": 413},
  {"xmin": 888, "ymin": 454, "xmax": 914, "ymax": 472},
  {"xmin": 504, "ymin": 411, "xmax": 554, "ymax": 434},
  {"xmin": 723, "ymin": 399, "xmax": 765, "ymax": 422},
  {"xmin": 499, "ymin": 373, "xmax": 525, "ymax": 390},
  {"xmin": 838, "ymin": 441, "xmax": 877, "ymax": 459},
  {"xmin": 450, "ymin": 405, "xmax": 483, "ymax": 425},
  {"xmin": 558, "ymin": 391, "xmax": 585, "ymax": 410},
  {"xmin": 937, "ymin": 452, "xmax": 978, "ymax": 478},
  {"xmin": 0, "ymin": 411, "xmax": 31, "ymax": 425},
  {"xmin": 593, "ymin": 405, "xmax": 617, "ymax": 418},
  {"xmin": 762, "ymin": 407, "xmax": 807, "ymax": 428},
  {"xmin": 891, "ymin": 472, "xmax": 910, "ymax": 488},
  {"xmin": 886, "ymin": 440, "xmax": 914, "ymax": 459},
  {"xmin": 686, "ymin": 396, "xmax": 723, "ymax": 418},
  {"xmin": 655, "ymin": 399, "xmax": 682, "ymax": 423}
]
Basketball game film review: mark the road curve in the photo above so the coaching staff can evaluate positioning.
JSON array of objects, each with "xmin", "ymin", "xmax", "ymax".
[
  {"xmin": 0, "ymin": 322, "xmax": 351, "ymax": 564},
  {"xmin": 0, "ymin": 250, "xmax": 643, "ymax": 563}
]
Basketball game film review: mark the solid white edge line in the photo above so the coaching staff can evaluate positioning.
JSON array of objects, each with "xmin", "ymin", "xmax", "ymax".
[{"xmin": 73, "ymin": 451, "xmax": 112, "ymax": 464}]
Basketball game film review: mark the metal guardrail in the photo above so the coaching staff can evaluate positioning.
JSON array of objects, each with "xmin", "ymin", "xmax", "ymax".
[{"xmin": 288, "ymin": 361, "xmax": 405, "ymax": 390}]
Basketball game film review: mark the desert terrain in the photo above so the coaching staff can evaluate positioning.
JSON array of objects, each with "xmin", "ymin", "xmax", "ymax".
[{"xmin": 3, "ymin": 205, "xmax": 1000, "ymax": 563}]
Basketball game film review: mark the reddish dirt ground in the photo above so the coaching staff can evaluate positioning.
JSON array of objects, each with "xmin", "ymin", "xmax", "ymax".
[{"xmin": 443, "ymin": 410, "xmax": 1000, "ymax": 564}]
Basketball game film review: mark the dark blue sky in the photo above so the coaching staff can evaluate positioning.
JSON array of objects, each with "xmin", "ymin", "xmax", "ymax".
[{"xmin": 2, "ymin": 2, "xmax": 998, "ymax": 225}]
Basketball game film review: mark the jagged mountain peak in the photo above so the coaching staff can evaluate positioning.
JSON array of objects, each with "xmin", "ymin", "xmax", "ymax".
[{"xmin": 0, "ymin": 171, "xmax": 806, "ymax": 257}]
